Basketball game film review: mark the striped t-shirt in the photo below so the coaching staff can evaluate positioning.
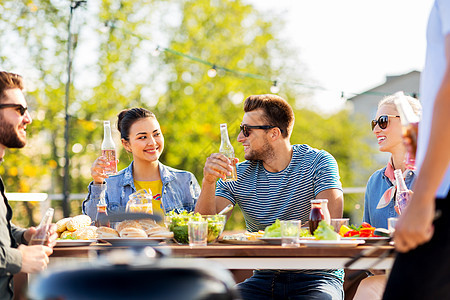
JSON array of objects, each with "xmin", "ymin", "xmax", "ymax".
[
  {"xmin": 216, "ymin": 144, "xmax": 342, "ymax": 231},
  {"xmin": 216, "ymin": 144, "xmax": 344, "ymax": 281}
]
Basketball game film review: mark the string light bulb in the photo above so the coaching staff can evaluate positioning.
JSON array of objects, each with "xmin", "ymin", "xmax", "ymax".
[
  {"xmin": 270, "ymin": 81, "xmax": 280, "ymax": 94},
  {"xmin": 207, "ymin": 65, "xmax": 217, "ymax": 78}
]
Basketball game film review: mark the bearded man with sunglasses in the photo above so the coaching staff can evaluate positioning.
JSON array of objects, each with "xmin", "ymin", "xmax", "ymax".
[
  {"xmin": 196, "ymin": 94, "xmax": 344, "ymax": 299},
  {"xmin": 0, "ymin": 71, "xmax": 56, "ymax": 299}
]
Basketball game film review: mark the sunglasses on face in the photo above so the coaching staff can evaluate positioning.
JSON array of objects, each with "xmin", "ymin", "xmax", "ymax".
[
  {"xmin": 239, "ymin": 124, "xmax": 281, "ymax": 137},
  {"xmin": 0, "ymin": 103, "xmax": 28, "ymax": 116},
  {"xmin": 371, "ymin": 115, "xmax": 400, "ymax": 130}
]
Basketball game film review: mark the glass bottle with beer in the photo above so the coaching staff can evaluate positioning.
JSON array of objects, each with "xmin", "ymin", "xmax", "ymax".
[
  {"xmin": 394, "ymin": 169, "xmax": 410, "ymax": 215},
  {"xmin": 30, "ymin": 208, "xmax": 54, "ymax": 246},
  {"xmin": 102, "ymin": 120, "xmax": 117, "ymax": 176},
  {"xmin": 95, "ymin": 190, "xmax": 110, "ymax": 227},
  {"xmin": 219, "ymin": 123, "xmax": 237, "ymax": 181}
]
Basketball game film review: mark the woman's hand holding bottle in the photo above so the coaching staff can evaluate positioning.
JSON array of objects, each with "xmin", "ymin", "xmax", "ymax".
[{"xmin": 91, "ymin": 155, "xmax": 118, "ymax": 184}]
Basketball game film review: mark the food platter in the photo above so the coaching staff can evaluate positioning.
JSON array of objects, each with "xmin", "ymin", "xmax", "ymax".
[
  {"xmin": 97, "ymin": 237, "xmax": 167, "ymax": 246},
  {"xmin": 299, "ymin": 239, "xmax": 365, "ymax": 248},
  {"xmin": 55, "ymin": 240, "xmax": 96, "ymax": 247},
  {"xmin": 219, "ymin": 238, "xmax": 267, "ymax": 245}
]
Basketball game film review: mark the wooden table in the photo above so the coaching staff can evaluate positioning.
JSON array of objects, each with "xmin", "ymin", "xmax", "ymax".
[
  {"xmin": 14, "ymin": 243, "xmax": 393, "ymax": 300},
  {"xmin": 51, "ymin": 242, "xmax": 395, "ymax": 270}
]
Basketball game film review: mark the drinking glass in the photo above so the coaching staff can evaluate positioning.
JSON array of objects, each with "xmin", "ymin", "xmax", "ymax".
[
  {"xmin": 188, "ymin": 220, "xmax": 208, "ymax": 247},
  {"xmin": 126, "ymin": 189, "xmax": 153, "ymax": 214},
  {"xmin": 330, "ymin": 218, "xmax": 349, "ymax": 233},
  {"xmin": 280, "ymin": 220, "xmax": 301, "ymax": 247},
  {"xmin": 388, "ymin": 217, "xmax": 398, "ymax": 235}
]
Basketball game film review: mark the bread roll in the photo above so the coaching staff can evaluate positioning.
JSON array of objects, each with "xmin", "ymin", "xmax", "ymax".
[
  {"xmin": 115, "ymin": 220, "xmax": 141, "ymax": 233},
  {"xmin": 67, "ymin": 215, "xmax": 92, "ymax": 232},
  {"xmin": 97, "ymin": 226, "xmax": 119, "ymax": 238},
  {"xmin": 74, "ymin": 226, "xmax": 97, "ymax": 240},
  {"xmin": 138, "ymin": 219, "xmax": 158, "ymax": 232},
  {"xmin": 145, "ymin": 225, "xmax": 166, "ymax": 236},
  {"xmin": 60, "ymin": 230, "xmax": 75, "ymax": 239},
  {"xmin": 119, "ymin": 227, "xmax": 147, "ymax": 238},
  {"xmin": 148, "ymin": 228, "xmax": 173, "ymax": 238},
  {"xmin": 56, "ymin": 217, "xmax": 72, "ymax": 233}
]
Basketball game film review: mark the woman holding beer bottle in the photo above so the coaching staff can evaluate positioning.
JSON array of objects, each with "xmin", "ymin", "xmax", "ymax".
[
  {"xmin": 353, "ymin": 93, "xmax": 421, "ymax": 300},
  {"xmin": 82, "ymin": 108, "xmax": 200, "ymax": 220},
  {"xmin": 362, "ymin": 93, "xmax": 422, "ymax": 229}
]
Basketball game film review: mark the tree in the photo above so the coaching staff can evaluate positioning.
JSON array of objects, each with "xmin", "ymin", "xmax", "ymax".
[{"xmin": 0, "ymin": 0, "xmax": 373, "ymax": 227}]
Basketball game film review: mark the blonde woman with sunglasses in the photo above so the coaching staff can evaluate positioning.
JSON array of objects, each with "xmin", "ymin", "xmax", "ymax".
[
  {"xmin": 363, "ymin": 93, "xmax": 421, "ymax": 229},
  {"xmin": 353, "ymin": 93, "xmax": 421, "ymax": 300}
]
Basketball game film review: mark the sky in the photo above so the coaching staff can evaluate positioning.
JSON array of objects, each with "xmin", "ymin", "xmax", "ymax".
[{"xmin": 246, "ymin": 0, "xmax": 434, "ymax": 113}]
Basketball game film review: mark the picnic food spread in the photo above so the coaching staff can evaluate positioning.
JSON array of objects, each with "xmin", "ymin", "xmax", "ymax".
[{"xmin": 56, "ymin": 215, "xmax": 173, "ymax": 240}]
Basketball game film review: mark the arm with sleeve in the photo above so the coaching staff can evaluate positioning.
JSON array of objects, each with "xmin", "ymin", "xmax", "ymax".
[
  {"xmin": 82, "ymin": 182, "xmax": 107, "ymax": 220},
  {"xmin": 312, "ymin": 150, "xmax": 343, "ymax": 195}
]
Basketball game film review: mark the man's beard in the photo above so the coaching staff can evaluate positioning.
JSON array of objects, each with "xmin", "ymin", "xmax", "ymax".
[
  {"xmin": 245, "ymin": 137, "xmax": 275, "ymax": 162},
  {"xmin": 0, "ymin": 118, "xmax": 26, "ymax": 149}
]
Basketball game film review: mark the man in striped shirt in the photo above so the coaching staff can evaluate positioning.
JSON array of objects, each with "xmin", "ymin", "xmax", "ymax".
[{"xmin": 196, "ymin": 94, "xmax": 344, "ymax": 299}]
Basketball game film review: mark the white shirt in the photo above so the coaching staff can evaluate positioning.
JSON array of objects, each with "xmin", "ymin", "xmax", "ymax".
[{"xmin": 417, "ymin": 0, "xmax": 450, "ymax": 198}]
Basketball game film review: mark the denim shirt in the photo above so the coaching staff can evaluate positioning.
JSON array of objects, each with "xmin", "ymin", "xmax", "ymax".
[
  {"xmin": 363, "ymin": 166, "xmax": 416, "ymax": 229},
  {"xmin": 82, "ymin": 161, "xmax": 201, "ymax": 219}
]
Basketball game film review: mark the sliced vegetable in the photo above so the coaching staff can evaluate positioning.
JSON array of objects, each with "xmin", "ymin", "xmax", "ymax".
[
  {"xmin": 359, "ymin": 227, "xmax": 376, "ymax": 237},
  {"xmin": 361, "ymin": 222, "xmax": 372, "ymax": 228},
  {"xmin": 343, "ymin": 230, "xmax": 359, "ymax": 237},
  {"xmin": 339, "ymin": 225, "xmax": 352, "ymax": 236}
]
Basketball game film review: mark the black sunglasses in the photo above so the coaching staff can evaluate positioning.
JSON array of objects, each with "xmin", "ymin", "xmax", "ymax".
[
  {"xmin": 240, "ymin": 124, "xmax": 281, "ymax": 137},
  {"xmin": 371, "ymin": 115, "xmax": 400, "ymax": 130},
  {"xmin": 0, "ymin": 103, "xmax": 28, "ymax": 116}
]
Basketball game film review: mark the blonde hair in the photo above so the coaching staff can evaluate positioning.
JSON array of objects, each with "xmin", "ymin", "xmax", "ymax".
[{"xmin": 378, "ymin": 92, "xmax": 422, "ymax": 117}]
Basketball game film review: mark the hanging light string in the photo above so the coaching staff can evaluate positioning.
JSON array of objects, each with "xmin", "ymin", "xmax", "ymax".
[{"xmin": 103, "ymin": 21, "xmax": 418, "ymax": 98}]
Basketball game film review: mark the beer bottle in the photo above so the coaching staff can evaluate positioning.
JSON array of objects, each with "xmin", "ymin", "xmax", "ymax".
[
  {"xmin": 394, "ymin": 169, "xmax": 410, "ymax": 215},
  {"xmin": 30, "ymin": 208, "xmax": 54, "ymax": 245},
  {"xmin": 95, "ymin": 190, "xmax": 110, "ymax": 227},
  {"xmin": 219, "ymin": 123, "xmax": 237, "ymax": 181},
  {"xmin": 102, "ymin": 120, "xmax": 117, "ymax": 175}
]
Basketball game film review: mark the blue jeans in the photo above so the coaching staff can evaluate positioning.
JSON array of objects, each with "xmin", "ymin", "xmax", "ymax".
[{"xmin": 236, "ymin": 270, "xmax": 344, "ymax": 300}]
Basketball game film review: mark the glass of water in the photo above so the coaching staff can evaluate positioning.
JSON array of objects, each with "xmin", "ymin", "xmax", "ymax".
[
  {"xmin": 281, "ymin": 220, "xmax": 301, "ymax": 247},
  {"xmin": 188, "ymin": 220, "xmax": 208, "ymax": 247}
]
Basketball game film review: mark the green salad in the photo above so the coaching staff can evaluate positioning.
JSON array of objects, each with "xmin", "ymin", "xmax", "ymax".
[
  {"xmin": 313, "ymin": 220, "xmax": 340, "ymax": 240},
  {"xmin": 166, "ymin": 210, "xmax": 225, "ymax": 244},
  {"xmin": 263, "ymin": 219, "xmax": 312, "ymax": 238}
]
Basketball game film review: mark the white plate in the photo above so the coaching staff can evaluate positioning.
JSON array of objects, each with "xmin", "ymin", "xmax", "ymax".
[
  {"xmin": 55, "ymin": 240, "xmax": 96, "ymax": 247},
  {"xmin": 98, "ymin": 237, "xmax": 167, "ymax": 246},
  {"xmin": 220, "ymin": 238, "xmax": 267, "ymax": 245},
  {"xmin": 300, "ymin": 239, "xmax": 365, "ymax": 247},
  {"xmin": 258, "ymin": 237, "xmax": 315, "ymax": 245},
  {"xmin": 341, "ymin": 237, "xmax": 390, "ymax": 244}
]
